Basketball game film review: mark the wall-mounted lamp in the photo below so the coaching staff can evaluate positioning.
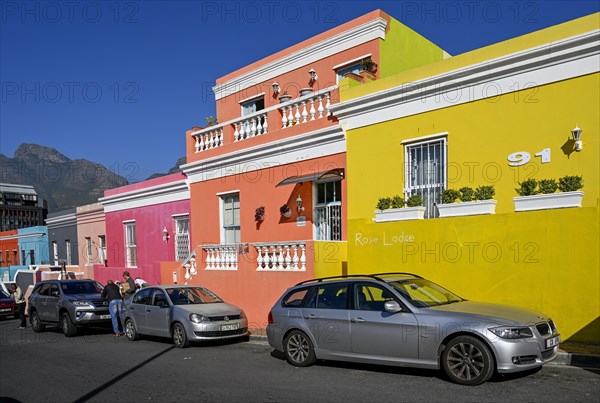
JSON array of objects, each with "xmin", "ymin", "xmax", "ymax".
[
  {"xmin": 296, "ymin": 195, "xmax": 305, "ymax": 212},
  {"xmin": 308, "ymin": 68, "xmax": 318, "ymax": 82},
  {"xmin": 571, "ymin": 124, "xmax": 583, "ymax": 152},
  {"xmin": 272, "ymin": 82, "xmax": 280, "ymax": 94},
  {"xmin": 162, "ymin": 227, "xmax": 170, "ymax": 242}
]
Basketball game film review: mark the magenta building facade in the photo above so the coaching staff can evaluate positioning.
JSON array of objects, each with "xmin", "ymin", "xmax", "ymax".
[{"xmin": 94, "ymin": 173, "xmax": 191, "ymax": 285}]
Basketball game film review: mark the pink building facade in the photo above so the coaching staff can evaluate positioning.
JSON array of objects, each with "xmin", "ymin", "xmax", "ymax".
[{"xmin": 95, "ymin": 173, "xmax": 191, "ymax": 285}]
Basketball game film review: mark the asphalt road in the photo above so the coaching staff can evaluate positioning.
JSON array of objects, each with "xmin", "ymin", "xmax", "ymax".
[{"xmin": 0, "ymin": 317, "xmax": 598, "ymax": 403}]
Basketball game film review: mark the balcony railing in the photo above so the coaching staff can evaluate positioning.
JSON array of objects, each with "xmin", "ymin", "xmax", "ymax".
[
  {"xmin": 202, "ymin": 244, "xmax": 238, "ymax": 270},
  {"xmin": 253, "ymin": 241, "xmax": 306, "ymax": 271},
  {"xmin": 191, "ymin": 86, "xmax": 337, "ymax": 153}
]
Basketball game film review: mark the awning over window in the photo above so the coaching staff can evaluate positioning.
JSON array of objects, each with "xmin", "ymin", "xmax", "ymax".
[{"xmin": 276, "ymin": 168, "xmax": 345, "ymax": 187}]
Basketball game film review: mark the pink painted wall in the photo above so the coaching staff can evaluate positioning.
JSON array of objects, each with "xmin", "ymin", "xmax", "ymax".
[
  {"xmin": 76, "ymin": 203, "xmax": 105, "ymax": 278},
  {"xmin": 104, "ymin": 172, "xmax": 186, "ymax": 197}
]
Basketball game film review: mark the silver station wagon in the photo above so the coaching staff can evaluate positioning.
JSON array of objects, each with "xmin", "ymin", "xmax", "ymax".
[
  {"xmin": 267, "ymin": 273, "xmax": 560, "ymax": 385},
  {"xmin": 123, "ymin": 285, "xmax": 248, "ymax": 348}
]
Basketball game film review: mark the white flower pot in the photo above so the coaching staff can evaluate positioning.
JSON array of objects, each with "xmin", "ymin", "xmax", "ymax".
[
  {"xmin": 299, "ymin": 88, "xmax": 313, "ymax": 96},
  {"xmin": 438, "ymin": 200, "xmax": 497, "ymax": 218},
  {"xmin": 374, "ymin": 207, "xmax": 426, "ymax": 222},
  {"xmin": 281, "ymin": 210, "xmax": 292, "ymax": 218},
  {"xmin": 513, "ymin": 191, "xmax": 584, "ymax": 212}
]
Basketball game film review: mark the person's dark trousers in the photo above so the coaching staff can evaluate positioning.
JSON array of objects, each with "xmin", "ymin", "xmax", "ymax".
[{"xmin": 16, "ymin": 303, "xmax": 26, "ymax": 327}]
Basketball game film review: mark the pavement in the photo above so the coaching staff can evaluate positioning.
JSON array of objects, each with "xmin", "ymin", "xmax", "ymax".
[{"xmin": 248, "ymin": 330, "xmax": 600, "ymax": 370}]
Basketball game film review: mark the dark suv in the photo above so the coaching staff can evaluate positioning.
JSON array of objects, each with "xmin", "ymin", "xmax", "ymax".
[{"xmin": 28, "ymin": 280, "xmax": 110, "ymax": 337}]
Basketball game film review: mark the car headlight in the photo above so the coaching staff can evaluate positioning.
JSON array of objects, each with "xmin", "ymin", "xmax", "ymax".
[
  {"xmin": 190, "ymin": 313, "xmax": 209, "ymax": 323},
  {"xmin": 240, "ymin": 310, "xmax": 246, "ymax": 319},
  {"xmin": 72, "ymin": 300, "xmax": 93, "ymax": 306},
  {"xmin": 490, "ymin": 326, "xmax": 533, "ymax": 339}
]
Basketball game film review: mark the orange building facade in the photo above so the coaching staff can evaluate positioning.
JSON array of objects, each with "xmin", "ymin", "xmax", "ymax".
[{"xmin": 179, "ymin": 10, "xmax": 447, "ymax": 328}]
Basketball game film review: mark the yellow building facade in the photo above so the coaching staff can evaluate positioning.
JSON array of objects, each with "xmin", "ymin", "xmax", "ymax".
[{"xmin": 332, "ymin": 14, "xmax": 599, "ymax": 342}]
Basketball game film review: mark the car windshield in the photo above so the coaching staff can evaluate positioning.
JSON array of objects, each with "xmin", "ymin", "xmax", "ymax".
[
  {"xmin": 389, "ymin": 279, "xmax": 465, "ymax": 308},
  {"xmin": 166, "ymin": 287, "xmax": 223, "ymax": 305},
  {"xmin": 61, "ymin": 281, "xmax": 104, "ymax": 294},
  {"xmin": 0, "ymin": 290, "xmax": 10, "ymax": 299}
]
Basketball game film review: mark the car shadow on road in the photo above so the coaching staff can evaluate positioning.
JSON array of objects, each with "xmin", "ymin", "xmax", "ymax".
[{"xmin": 127, "ymin": 334, "xmax": 251, "ymax": 348}]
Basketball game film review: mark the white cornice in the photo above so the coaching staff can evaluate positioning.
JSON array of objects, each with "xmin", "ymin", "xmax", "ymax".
[
  {"xmin": 332, "ymin": 30, "xmax": 600, "ymax": 129},
  {"xmin": 0, "ymin": 232, "xmax": 46, "ymax": 241},
  {"xmin": 46, "ymin": 213, "xmax": 77, "ymax": 229},
  {"xmin": 99, "ymin": 180, "xmax": 190, "ymax": 213},
  {"xmin": 182, "ymin": 125, "xmax": 346, "ymax": 184},
  {"xmin": 212, "ymin": 17, "xmax": 387, "ymax": 100}
]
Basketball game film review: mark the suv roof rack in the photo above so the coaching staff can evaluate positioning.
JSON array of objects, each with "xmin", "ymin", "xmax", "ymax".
[{"xmin": 294, "ymin": 272, "xmax": 422, "ymax": 287}]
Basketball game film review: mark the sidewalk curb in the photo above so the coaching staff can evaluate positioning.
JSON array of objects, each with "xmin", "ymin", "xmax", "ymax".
[
  {"xmin": 553, "ymin": 351, "xmax": 600, "ymax": 369},
  {"xmin": 250, "ymin": 335, "xmax": 600, "ymax": 369}
]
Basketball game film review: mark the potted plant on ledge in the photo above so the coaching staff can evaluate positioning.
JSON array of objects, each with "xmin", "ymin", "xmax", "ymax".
[
  {"xmin": 255, "ymin": 207, "xmax": 265, "ymax": 222},
  {"xmin": 279, "ymin": 91, "xmax": 292, "ymax": 103},
  {"xmin": 513, "ymin": 175, "xmax": 584, "ymax": 212},
  {"xmin": 438, "ymin": 185, "xmax": 497, "ymax": 217},
  {"xmin": 280, "ymin": 204, "xmax": 292, "ymax": 218},
  {"xmin": 373, "ymin": 194, "xmax": 425, "ymax": 222}
]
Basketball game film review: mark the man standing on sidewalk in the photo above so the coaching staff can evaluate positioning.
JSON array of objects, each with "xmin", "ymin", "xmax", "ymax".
[
  {"xmin": 10, "ymin": 284, "xmax": 26, "ymax": 329},
  {"xmin": 101, "ymin": 280, "xmax": 123, "ymax": 336}
]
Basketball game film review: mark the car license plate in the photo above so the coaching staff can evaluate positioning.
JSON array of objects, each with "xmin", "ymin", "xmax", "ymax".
[
  {"xmin": 100, "ymin": 314, "xmax": 111, "ymax": 319},
  {"xmin": 0, "ymin": 308, "xmax": 10, "ymax": 312},
  {"xmin": 221, "ymin": 323, "xmax": 239, "ymax": 331},
  {"xmin": 546, "ymin": 335, "xmax": 560, "ymax": 349}
]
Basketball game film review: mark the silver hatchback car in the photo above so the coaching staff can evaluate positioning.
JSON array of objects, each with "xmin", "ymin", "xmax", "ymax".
[
  {"xmin": 123, "ymin": 285, "xmax": 248, "ymax": 348},
  {"xmin": 267, "ymin": 273, "xmax": 560, "ymax": 385}
]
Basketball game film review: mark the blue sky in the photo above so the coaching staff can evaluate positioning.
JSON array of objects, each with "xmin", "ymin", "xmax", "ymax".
[{"xmin": 1, "ymin": 0, "xmax": 598, "ymax": 182}]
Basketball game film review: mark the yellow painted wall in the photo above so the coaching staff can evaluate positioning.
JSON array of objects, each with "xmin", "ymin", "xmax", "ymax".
[
  {"xmin": 314, "ymin": 241, "xmax": 347, "ymax": 278},
  {"xmin": 346, "ymin": 72, "xmax": 599, "ymax": 341},
  {"xmin": 379, "ymin": 17, "xmax": 447, "ymax": 79}
]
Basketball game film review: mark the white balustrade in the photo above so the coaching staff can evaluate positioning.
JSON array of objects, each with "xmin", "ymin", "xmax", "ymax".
[
  {"xmin": 203, "ymin": 244, "xmax": 238, "ymax": 270},
  {"xmin": 233, "ymin": 114, "xmax": 268, "ymax": 141},
  {"xmin": 254, "ymin": 242, "xmax": 307, "ymax": 271},
  {"xmin": 280, "ymin": 91, "xmax": 332, "ymax": 129},
  {"xmin": 193, "ymin": 127, "xmax": 224, "ymax": 153}
]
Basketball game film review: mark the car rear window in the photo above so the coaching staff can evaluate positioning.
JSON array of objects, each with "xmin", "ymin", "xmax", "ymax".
[{"xmin": 282, "ymin": 288, "xmax": 310, "ymax": 307}]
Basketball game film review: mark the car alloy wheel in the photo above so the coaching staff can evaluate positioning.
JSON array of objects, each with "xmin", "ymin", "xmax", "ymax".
[
  {"xmin": 284, "ymin": 330, "xmax": 316, "ymax": 367},
  {"xmin": 30, "ymin": 311, "xmax": 45, "ymax": 333},
  {"xmin": 172, "ymin": 323, "xmax": 189, "ymax": 348},
  {"xmin": 125, "ymin": 319, "xmax": 139, "ymax": 341},
  {"xmin": 442, "ymin": 335, "xmax": 494, "ymax": 385},
  {"xmin": 60, "ymin": 313, "xmax": 77, "ymax": 337}
]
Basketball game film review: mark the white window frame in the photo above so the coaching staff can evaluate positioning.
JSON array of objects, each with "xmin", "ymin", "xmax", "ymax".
[
  {"xmin": 98, "ymin": 235, "xmax": 106, "ymax": 264},
  {"xmin": 124, "ymin": 221, "xmax": 137, "ymax": 268},
  {"xmin": 313, "ymin": 179, "xmax": 343, "ymax": 241},
  {"xmin": 85, "ymin": 237, "xmax": 93, "ymax": 264},
  {"xmin": 65, "ymin": 240, "xmax": 72, "ymax": 265},
  {"xmin": 219, "ymin": 193, "xmax": 240, "ymax": 245},
  {"xmin": 173, "ymin": 215, "xmax": 190, "ymax": 261},
  {"xmin": 240, "ymin": 95, "xmax": 265, "ymax": 117},
  {"xmin": 52, "ymin": 241, "xmax": 58, "ymax": 265},
  {"xmin": 403, "ymin": 135, "xmax": 448, "ymax": 219},
  {"xmin": 333, "ymin": 54, "xmax": 372, "ymax": 84}
]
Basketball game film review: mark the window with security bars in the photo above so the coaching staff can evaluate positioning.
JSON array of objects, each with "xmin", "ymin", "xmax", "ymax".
[
  {"xmin": 404, "ymin": 138, "xmax": 447, "ymax": 219},
  {"xmin": 65, "ymin": 240, "xmax": 72, "ymax": 265},
  {"xmin": 174, "ymin": 216, "xmax": 190, "ymax": 261},
  {"xmin": 221, "ymin": 194, "xmax": 240, "ymax": 244},
  {"xmin": 124, "ymin": 222, "xmax": 137, "ymax": 268},
  {"xmin": 315, "ymin": 180, "xmax": 342, "ymax": 241}
]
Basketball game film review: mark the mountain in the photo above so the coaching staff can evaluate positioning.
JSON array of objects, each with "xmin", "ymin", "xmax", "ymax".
[
  {"xmin": 145, "ymin": 156, "xmax": 186, "ymax": 180},
  {"xmin": 0, "ymin": 144, "xmax": 129, "ymax": 212}
]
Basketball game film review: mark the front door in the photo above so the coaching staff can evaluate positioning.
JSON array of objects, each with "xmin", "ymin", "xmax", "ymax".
[
  {"xmin": 145, "ymin": 289, "xmax": 171, "ymax": 337},
  {"xmin": 350, "ymin": 283, "xmax": 419, "ymax": 360}
]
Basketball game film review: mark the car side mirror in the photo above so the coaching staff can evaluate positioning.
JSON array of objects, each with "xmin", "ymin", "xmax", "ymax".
[
  {"xmin": 157, "ymin": 301, "xmax": 167, "ymax": 308},
  {"xmin": 384, "ymin": 301, "xmax": 402, "ymax": 313},
  {"xmin": 51, "ymin": 291, "xmax": 59, "ymax": 297}
]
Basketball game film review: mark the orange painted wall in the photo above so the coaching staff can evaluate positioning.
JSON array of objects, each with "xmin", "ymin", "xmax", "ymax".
[
  {"xmin": 0, "ymin": 230, "xmax": 19, "ymax": 267},
  {"xmin": 189, "ymin": 153, "xmax": 346, "ymax": 245}
]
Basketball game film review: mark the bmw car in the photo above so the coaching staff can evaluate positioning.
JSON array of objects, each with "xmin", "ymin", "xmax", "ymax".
[
  {"xmin": 267, "ymin": 273, "xmax": 560, "ymax": 385},
  {"xmin": 122, "ymin": 284, "xmax": 248, "ymax": 348}
]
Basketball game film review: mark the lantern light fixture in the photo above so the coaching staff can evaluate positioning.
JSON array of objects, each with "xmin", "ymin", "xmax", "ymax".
[
  {"xmin": 571, "ymin": 124, "xmax": 582, "ymax": 152},
  {"xmin": 308, "ymin": 68, "xmax": 318, "ymax": 82}
]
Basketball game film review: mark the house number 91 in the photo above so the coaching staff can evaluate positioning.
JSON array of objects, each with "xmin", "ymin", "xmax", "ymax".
[{"xmin": 507, "ymin": 148, "xmax": 551, "ymax": 166}]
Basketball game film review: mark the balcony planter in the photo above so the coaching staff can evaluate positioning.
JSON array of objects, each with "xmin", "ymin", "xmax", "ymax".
[
  {"xmin": 299, "ymin": 88, "xmax": 313, "ymax": 97},
  {"xmin": 374, "ymin": 207, "xmax": 425, "ymax": 222},
  {"xmin": 438, "ymin": 200, "xmax": 497, "ymax": 218},
  {"xmin": 280, "ymin": 204, "xmax": 292, "ymax": 218},
  {"xmin": 279, "ymin": 94, "xmax": 292, "ymax": 103},
  {"xmin": 513, "ymin": 191, "xmax": 584, "ymax": 212}
]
